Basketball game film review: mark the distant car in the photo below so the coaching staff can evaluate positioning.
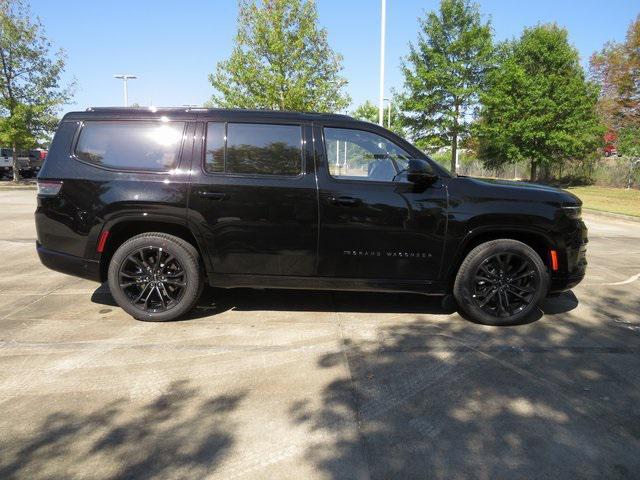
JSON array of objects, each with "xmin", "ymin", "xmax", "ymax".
[
  {"xmin": 5, "ymin": 149, "xmax": 46, "ymax": 177},
  {"xmin": 20, "ymin": 149, "xmax": 46, "ymax": 177},
  {"xmin": 0, "ymin": 148, "xmax": 12, "ymax": 177},
  {"xmin": 604, "ymin": 144, "xmax": 617, "ymax": 157},
  {"xmin": 0, "ymin": 148, "xmax": 47, "ymax": 178},
  {"xmin": 603, "ymin": 130, "xmax": 623, "ymax": 157}
]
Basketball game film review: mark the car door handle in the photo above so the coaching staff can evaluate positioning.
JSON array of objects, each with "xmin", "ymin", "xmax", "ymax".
[
  {"xmin": 330, "ymin": 196, "xmax": 361, "ymax": 206},
  {"xmin": 199, "ymin": 191, "xmax": 227, "ymax": 200}
]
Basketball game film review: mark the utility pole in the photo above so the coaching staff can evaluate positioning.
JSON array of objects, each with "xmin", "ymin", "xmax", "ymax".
[
  {"xmin": 378, "ymin": 0, "xmax": 386, "ymax": 126},
  {"xmin": 114, "ymin": 74, "xmax": 137, "ymax": 107}
]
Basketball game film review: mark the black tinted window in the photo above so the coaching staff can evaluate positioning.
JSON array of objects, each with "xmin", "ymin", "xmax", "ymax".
[
  {"xmin": 204, "ymin": 122, "xmax": 302, "ymax": 176},
  {"xmin": 75, "ymin": 121, "xmax": 185, "ymax": 171}
]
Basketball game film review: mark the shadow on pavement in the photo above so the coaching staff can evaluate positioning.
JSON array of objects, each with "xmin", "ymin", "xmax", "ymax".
[
  {"xmin": 91, "ymin": 284, "xmax": 579, "ymax": 324},
  {"xmin": 0, "ymin": 381, "xmax": 246, "ymax": 479},
  {"xmin": 288, "ymin": 292, "xmax": 640, "ymax": 479}
]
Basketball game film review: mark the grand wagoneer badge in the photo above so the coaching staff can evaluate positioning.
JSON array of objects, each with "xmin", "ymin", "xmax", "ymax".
[{"xmin": 342, "ymin": 250, "xmax": 432, "ymax": 258}]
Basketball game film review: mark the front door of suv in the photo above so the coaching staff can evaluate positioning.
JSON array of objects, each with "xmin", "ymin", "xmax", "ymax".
[
  {"xmin": 315, "ymin": 125, "xmax": 447, "ymax": 282},
  {"xmin": 188, "ymin": 119, "xmax": 318, "ymax": 277}
]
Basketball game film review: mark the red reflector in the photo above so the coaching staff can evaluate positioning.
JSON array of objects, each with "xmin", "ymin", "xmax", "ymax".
[
  {"xmin": 550, "ymin": 250, "xmax": 559, "ymax": 271},
  {"xmin": 97, "ymin": 230, "xmax": 110, "ymax": 253}
]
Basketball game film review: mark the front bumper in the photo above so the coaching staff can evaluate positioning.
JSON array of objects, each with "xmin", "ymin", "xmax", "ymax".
[
  {"xmin": 37, "ymin": 242, "xmax": 101, "ymax": 282},
  {"xmin": 549, "ymin": 221, "xmax": 588, "ymax": 293},
  {"xmin": 549, "ymin": 272, "xmax": 585, "ymax": 293}
]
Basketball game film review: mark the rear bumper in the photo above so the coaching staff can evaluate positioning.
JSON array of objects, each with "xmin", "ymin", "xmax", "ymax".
[{"xmin": 37, "ymin": 242, "xmax": 101, "ymax": 282}]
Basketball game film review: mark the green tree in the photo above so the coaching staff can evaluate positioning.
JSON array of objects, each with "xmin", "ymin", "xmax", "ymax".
[
  {"xmin": 351, "ymin": 100, "xmax": 403, "ymax": 135},
  {"xmin": 208, "ymin": 0, "xmax": 349, "ymax": 112},
  {"xmin": 351, "ymin": 101, "xmax": 378, "ymax": 124},
  {"xmin": 0, "ymin": 0, "xmax": 72, "ymax": 182},
  {"xmin": 475, "ymin": 24, "xmax": 604, "ymax": 181},
  {"xmin": 398, "ymin": 0, "xmax": 494, "ymax": 173}
]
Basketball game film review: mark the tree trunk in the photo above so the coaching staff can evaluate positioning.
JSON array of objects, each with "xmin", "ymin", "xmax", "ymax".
[
  {"xmin": 540, "ymin": 163, "xmax": 550, "ymax": 182},
  {"xmin": 12, "ymin": 143, "xmax": 21, "ymax": 183},
  {"xmin": 530, "ymin": 159, "xmax": 537, "ymax": 182},
  {"xmin": 451, "ymin": 103, "xmax": 459, "ymax": 174}
]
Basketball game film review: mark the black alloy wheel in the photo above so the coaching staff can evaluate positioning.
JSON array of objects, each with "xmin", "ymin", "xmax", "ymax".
[
  {"xmin": 108, "ymin": 233, "xmax": 203, "ymax": 322},
  {"xmin": 471, "ymin": 252, "xmax": 539, "ymax": 318},
  {"xmin": 118, "ymin": 246, "xmax": 187, "ymax": 313},
  {"xmin": 453, "ymin": 239, "xmax": 549, "ymax": 325}
]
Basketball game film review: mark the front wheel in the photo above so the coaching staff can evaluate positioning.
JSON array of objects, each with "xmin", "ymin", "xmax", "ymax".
[
  {"xmin": 453, "ymin": 239, "xmax": 549, "ymax": 325},
  {"xmin": 107, "ymin": 233, "xmax": 203, "ymax": 322}
]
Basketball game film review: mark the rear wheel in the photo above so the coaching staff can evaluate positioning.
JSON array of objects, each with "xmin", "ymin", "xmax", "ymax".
[
  {"xmin": 453, "ymin": 239, "xmax": 548, "ymax": 325},
  {"xmin": 107, "ymin": 233, "xmax": 203, "ymax": 321}
]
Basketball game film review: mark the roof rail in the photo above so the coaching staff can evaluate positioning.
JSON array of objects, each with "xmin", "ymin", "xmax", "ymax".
[
  {"xmin": 80, "ymin": 107, "xmax": 355, "ymax": 120},
  {"xmin": 86, "ymin": 106, "xmax": 189, "ymax": 112}
]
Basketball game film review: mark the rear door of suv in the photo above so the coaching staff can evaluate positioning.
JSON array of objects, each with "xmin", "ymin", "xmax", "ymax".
[{"xmin": 188, "ymin": 113, "xmax": 318, "ymax": 277}]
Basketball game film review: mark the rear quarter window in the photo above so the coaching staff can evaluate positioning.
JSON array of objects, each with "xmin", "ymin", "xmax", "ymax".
[{"xmin": 74, "ymin": 121, "xmax": 186, "ymax": 171}]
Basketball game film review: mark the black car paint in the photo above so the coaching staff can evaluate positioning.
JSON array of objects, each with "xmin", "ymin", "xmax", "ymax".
[{"xmin": 35, "ymin": 108, "xmax": 587, "ymax": 296}]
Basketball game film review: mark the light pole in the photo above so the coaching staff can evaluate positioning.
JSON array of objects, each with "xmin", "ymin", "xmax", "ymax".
[
  {"xmin": 378, "ymin": 0, "xmax": 386, "ymax": 126},
  {"xmin": 114, "ymin": 74, "xmax": 137, "ymax": 107},
  {"xmin": 384, "ymin": 98, "xmax": 392, "ymax": 129}
]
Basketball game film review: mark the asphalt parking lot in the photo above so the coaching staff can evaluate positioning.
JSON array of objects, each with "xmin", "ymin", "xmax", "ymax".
[{"xmin": 0, "ymin": 188, "xmax": 639, "ymax": 479}]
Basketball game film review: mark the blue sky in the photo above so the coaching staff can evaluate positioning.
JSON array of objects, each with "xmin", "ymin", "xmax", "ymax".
[{"xmin": 30, "ymin": 0, "xmax": 638, "ymax": 115}]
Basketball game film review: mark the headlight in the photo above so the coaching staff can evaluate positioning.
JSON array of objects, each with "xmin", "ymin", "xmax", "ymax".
[{"xmin": 562, "ymin": 205, "xmax": 582, "ymax": 220}]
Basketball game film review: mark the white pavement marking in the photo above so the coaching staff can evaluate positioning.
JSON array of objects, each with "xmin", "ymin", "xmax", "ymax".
[{"xmin": 585, "ymin": 272, "xmax": 640, "ymax": 286}]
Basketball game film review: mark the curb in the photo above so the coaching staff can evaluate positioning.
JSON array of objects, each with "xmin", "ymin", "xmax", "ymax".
[
  {"xmin": 583, "ymin": 208, "xmax": 640, "ymax": 223},
  {"xmin": 0, "ymin": 185, "xmax": 36, "ymax": 191}
]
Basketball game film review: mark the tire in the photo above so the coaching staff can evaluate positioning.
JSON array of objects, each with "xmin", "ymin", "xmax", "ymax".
[
  {"xmin": 453, "ymin": 239, "xmax": 549, "ymax": 326},
  {"xmin": 107, "ymin": 233, "xmax": 203, "ymax": 322}
]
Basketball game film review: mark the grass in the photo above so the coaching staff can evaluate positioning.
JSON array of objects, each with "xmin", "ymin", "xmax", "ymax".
[{"xmin": 566, "ymin": 186, "xmax": 640, "ymax": 217}]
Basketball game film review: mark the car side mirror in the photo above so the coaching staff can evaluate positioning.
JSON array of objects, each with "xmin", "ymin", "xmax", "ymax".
[{"xmin": 407, "ymin": 159, "xmax": 438, "ymax": 185}]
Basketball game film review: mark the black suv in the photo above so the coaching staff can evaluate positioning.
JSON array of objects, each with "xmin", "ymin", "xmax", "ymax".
[{"xmin": 35, "ymin": 108, "xmax": 587, "ymax": 325}]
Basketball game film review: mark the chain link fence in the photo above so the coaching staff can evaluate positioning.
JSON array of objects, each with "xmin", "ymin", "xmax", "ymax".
[{"xmin": 431, "ymin": 153, "xmax": 640, "ymax": 188}]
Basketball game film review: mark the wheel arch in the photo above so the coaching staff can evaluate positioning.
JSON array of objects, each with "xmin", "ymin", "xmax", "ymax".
[
  {"xmin": 444, "ymin": 227, "xmax": 554, "ymax": 291},
  {"xmin": 98, "ymin": 217, "xmax": 205, "ymax": 282}
]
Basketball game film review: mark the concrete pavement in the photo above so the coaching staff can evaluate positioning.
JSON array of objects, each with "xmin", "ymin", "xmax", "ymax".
[{"xmin": 0, "ymin": 189, "xmax": 639, "ymax": 479}]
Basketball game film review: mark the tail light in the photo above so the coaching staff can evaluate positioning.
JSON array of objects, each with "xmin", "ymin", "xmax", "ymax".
[
  {"xmin": 37, "ymin": 180, "xmax": 63, "ymax": 196},
  {"xmin": 39, "ymin": 150, "xmax": 48, "ymax": 160}
]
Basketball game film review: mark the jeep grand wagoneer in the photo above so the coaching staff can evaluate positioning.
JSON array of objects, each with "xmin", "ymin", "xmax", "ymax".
[{"xmin": 35, "ymin": 108, "xmax": 587, "ymax": 324}]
